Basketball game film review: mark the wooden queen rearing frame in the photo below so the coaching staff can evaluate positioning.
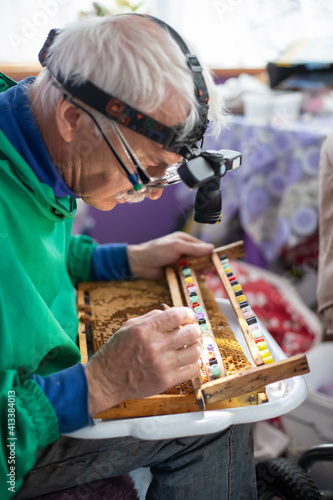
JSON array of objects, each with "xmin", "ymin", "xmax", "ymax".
[{"xmin": 77, "ymin": 241, "xmax": 310, "ymax": 420}]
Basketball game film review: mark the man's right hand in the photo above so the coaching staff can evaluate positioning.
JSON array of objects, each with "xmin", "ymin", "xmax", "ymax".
[{"xmin": 84, "ymin": 307, "xmax": 202, "ymax": 416}]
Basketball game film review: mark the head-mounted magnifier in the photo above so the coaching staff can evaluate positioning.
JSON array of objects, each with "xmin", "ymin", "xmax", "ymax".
[
  {"xmin": 143, "ymin": 149, "xmax": 242, "ymax": 224},
  {"xmin": 38, "ymin": 18, "xmax": 242, "ymax": 224}
]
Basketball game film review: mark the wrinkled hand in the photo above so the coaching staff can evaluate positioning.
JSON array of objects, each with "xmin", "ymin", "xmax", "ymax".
[
  {"xmin": 127, "ymin": 231, "xmax": 214, "ymax": 279},
  {"xmin": 84, "ymin": 307, "xmax": 202, "ymax": 416}
]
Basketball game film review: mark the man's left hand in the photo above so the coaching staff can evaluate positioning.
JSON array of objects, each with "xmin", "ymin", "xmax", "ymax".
[{"xmin": 127, "ymin": 231, "xmax": 214, "ymax": 279}]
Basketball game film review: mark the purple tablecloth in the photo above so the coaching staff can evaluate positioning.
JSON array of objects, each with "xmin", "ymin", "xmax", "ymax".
[{"xmin": 203, "ymin": 114, "xmax": 333, "ymax": 265}]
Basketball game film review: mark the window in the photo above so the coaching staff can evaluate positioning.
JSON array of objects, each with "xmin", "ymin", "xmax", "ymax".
[{"xmin": 1, "ymin": 0, "xmax": 333, "ymax": 68}]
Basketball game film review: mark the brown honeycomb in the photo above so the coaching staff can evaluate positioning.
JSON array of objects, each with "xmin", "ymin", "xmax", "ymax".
[
  {"xmin": 85, "ymin": 280, "xmax": 172, "ymax": 352},
  {"xmin": 79, "ymin": 276, "xmax": 252, "ymax": 396}
]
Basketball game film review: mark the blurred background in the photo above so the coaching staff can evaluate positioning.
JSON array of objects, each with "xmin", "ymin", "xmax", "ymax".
[{"xmin": 1, "ymin": 0, "xmax": 333, "ymax": 66}]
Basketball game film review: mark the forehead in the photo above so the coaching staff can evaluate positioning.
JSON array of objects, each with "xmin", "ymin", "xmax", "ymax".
[{"xmin": 150, "ymin": 105, "xmax": 187, "ymax": 129}]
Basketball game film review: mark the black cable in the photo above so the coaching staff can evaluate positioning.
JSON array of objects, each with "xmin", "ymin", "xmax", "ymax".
[{"xmin": 63, "ymin": 94, "xmax": 141, "ymax": 189}]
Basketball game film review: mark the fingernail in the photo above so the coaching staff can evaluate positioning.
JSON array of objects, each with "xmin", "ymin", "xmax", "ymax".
[
  {"xmin": 193, "ymin": 324, "xmax": 202, "ymax": 336},
  {"xmin": 185, "ymin": 307, "xmax": 196, "ymax": 319}
]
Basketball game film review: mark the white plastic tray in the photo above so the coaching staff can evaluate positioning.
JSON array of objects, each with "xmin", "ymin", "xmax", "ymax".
[{"xmin": 66, "ymin": 299, "xmax": 307, "ymax": 440}]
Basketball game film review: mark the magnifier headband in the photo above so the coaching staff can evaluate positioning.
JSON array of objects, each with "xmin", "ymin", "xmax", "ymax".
[{"xmin": 38, "ymin": 23, "xmax": 209, "ymax": 156}]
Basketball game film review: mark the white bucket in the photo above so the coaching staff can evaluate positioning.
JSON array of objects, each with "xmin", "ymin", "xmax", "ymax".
[{"xmin": 243, "ymin": 91, "xmax": 303, "ymax": 123}]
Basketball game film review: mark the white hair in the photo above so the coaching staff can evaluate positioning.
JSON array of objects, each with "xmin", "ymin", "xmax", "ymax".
[{"xmin": 30, "ymin": 14, "xmax": 224, "ymax": 138}]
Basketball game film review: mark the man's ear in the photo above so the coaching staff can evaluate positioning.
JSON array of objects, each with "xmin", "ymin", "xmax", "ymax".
[{"xmin": 55, "ymin": 98, "xmax": 83, "ymax": 143}]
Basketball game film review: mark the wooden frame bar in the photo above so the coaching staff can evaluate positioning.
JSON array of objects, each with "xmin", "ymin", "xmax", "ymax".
[
  {"xmin": 177, "ymin": 265, "xmax": 227, "ymax": 379},
  {"xmin": 185, "ymin": 240, "xmax": 246, "ymax": 271},
  {"xmin": 211, "ymin": 252, "xmax": 264, "ymax": 366},
  {"xmin": 201, "ymin": 354, "xmax": 309, "ymax": 405},
  {"xmin": 165, "ymin": 266, "xmax": 183, "ymax": 307}
]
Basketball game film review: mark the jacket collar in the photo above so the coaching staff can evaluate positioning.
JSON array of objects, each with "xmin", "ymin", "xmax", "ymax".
[{"xmin": 0, "ymin": 76, "xmax": 78, "ymax": 199}]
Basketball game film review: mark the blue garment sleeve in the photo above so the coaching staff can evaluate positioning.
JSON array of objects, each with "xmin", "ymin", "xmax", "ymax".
[
  {"xmin": 90, "ymin": 243, "xmax": 133, "ymax": 281},
  {"xmin": 31, "ymin": 363, "xmax": 94, "ymax": 433}
]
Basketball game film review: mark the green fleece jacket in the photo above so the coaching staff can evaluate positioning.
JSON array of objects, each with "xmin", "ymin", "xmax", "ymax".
[{"xmin": 0, "ymin": 93, "xmax": 98, "ymax": 497}]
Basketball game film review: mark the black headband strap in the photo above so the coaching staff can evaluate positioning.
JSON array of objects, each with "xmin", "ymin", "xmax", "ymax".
[
  {"xmin": 57, "ymin": 74, "xmax": 183, "ymax": 148},
  {"xmin": 138, "ymin": 14, "xmax": 209, "ymax": 106},
  {"xmin": 38, "ymin": 14, "xmax": 209, "ymax": 153},
  {"xmin": 39, "ymin": 29, "xmax": 186, "ymax": 148}
]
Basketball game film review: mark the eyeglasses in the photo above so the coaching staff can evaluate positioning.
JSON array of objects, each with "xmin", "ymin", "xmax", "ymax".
[
  {"xmin": 62, "ymin": 93, "xmax": 186, "ymax": 193},
  {"xmin": 110, "ymin": 121, "xmax": 186, "ymax": 190}
]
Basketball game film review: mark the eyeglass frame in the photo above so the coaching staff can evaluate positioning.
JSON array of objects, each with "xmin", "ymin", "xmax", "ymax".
[{"xmin": 60, "ymin": 90, "xmax": 186, "ymax": 193}]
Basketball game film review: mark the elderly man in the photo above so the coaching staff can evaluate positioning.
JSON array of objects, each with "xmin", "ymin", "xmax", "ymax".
[{"xmin": 0, "ymin": 14, "xmax": 257, "ymax": 500}]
